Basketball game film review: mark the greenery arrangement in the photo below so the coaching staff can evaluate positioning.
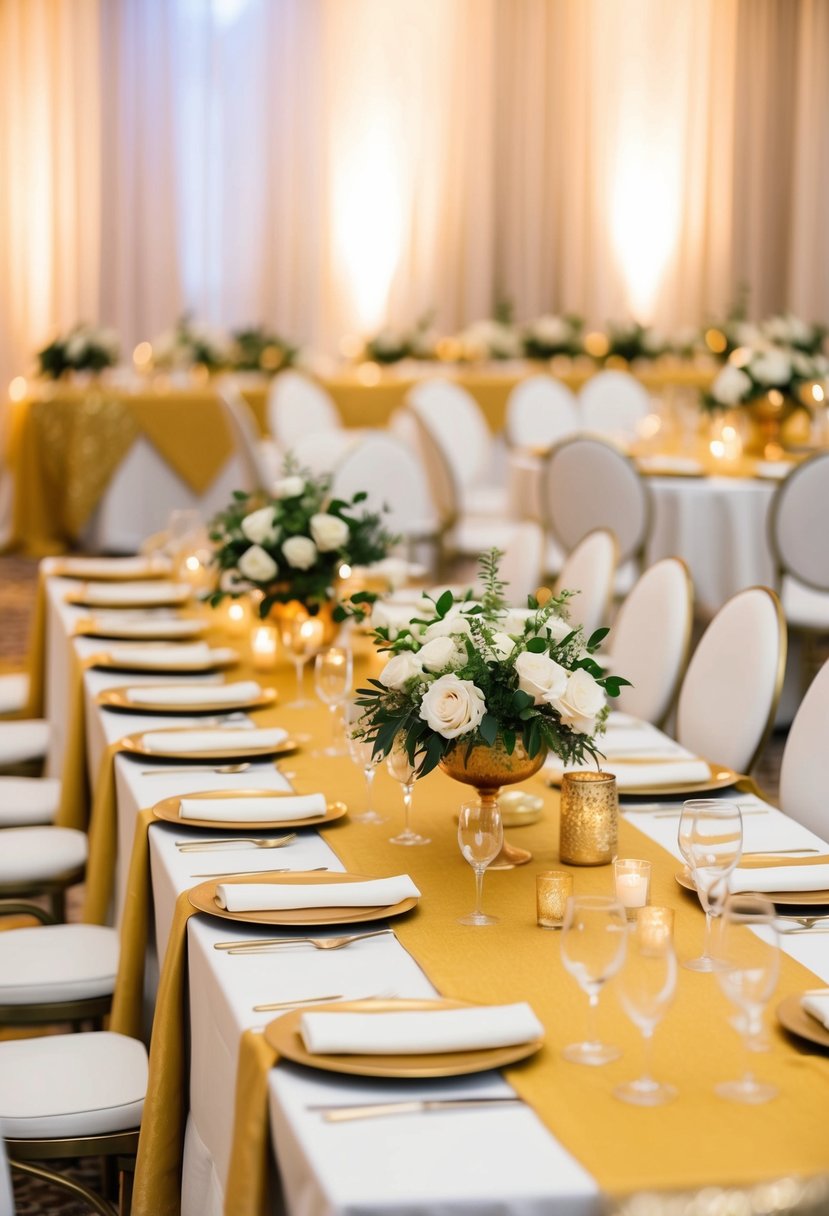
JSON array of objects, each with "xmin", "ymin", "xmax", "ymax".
[
  {"xmin": 347, "ymin": 549, "xmax": 629, "ymax": 778},
  {"xmin": 37, "ymin": 324, "xmax": 119, "ymax": 378},
  {"xmin": 523, "ymin": 313, "xmax": 584, "ymax": 359},
  {"xmin": 209, "ymin": 462, "xmax": 396, "ymax": 618},
  {"xmin": 152, "ymin": 314, "xmax": 232, "ymax": 371},
  {"xmin": 599, "ymin": 319, "xmax": 668, "ymax": 363},
  {"xmin": 704, "ymin": 343, "xmax": 829, "ymax": 411},
  {"xmin": 230, "ymin": 326, "xmax": 297, "ymax": 372}
]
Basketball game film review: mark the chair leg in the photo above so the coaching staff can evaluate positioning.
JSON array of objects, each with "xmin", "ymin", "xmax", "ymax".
[
  {"xmin": 10, "ymin": 1157, "xmax": 118, "ymax": 1216},
  {"xmin": 49, "ymin": 888, "xmax": 66, "ymax": 923},
  {"xmin": 118, "ymin": 1153, "xmax": 136, "ymax": 1216}
]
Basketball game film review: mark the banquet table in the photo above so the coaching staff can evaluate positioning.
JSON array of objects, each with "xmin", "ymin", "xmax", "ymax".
[{"xmin": 36, "ymin": 567, "xmax": 829, "ymax": 1216}]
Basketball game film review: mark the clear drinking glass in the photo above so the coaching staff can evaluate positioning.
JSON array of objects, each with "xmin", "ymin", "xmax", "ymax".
[
  {"xmin": 314, "ymin": 646, "xmax": 353, "ymax": 755},
  {"xmin": 457, "ymin": 801, "xmax": 503, "ymax": 926},
  {"xmin": 279, "ymin": 612, "xmax": 325, "ymax": 708},
  {"xmin": 344, "ymin": 702, "xmax": 385, "ymax": 824},
  {"xmin": 560, "ymin": 895, "xmax": 628, "ymax": 1065},
  {"xmin": 715, "ymin": 893, "xmax": 780, "ymax": 1104},
  {"xmin": 614, "ymin": 910, "xmax": 678, "ymax": 1105},
  {"xmin": 385, "ymin": 738, "xmax": 430, "ymax": 846},
  {"xmin": 680, "ymin": 801, "xmax": 743, "ymax": 972}
]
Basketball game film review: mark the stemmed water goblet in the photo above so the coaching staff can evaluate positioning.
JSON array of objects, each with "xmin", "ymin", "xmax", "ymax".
[
  {"xmin": 314, "ymin": 645, "xmax": 353, "ymax": 755},
  {"xmin": 279, "ymin": 612, "xmax": 325, "ymax": 709},
  {"xmin": 456, "ymin": 801, "xmax": 503, "ymax": 926},
  {"xmin": 560, "ymin": 895, "xmax": 628, "ymax": 1065},
  {"xmin": 715, "ymin": 893, "xmax": 780, "ymax": 1104},
  {"xmin": 385, "ymin": 737, "xmax": 430, "ymax": 846},
  {"xmin": 614, "ymin": 909, "xmax": 678, "ymax": 1105},
  {"xmin": 344, "ymin": 701, "xmax": 385, "ymax": 824},
  {"xmin": 679, "ymin": 800, "xmax": 743, "ymax": 972}
]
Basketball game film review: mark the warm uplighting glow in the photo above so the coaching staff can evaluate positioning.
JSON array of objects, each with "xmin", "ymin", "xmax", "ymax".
[
  {"xmin": 133, "ymin": 342, "xmax": 153, "ymax": 369},
  {"xmin": 356, "ymin": 361, "xmax": 381, "ymax": 386},
  {"xmin": 812, "ymin": 383, "xmax": 825, "ymax": 403},
  {"xmin": 338, "ymin": 563, "xmax": 352, "ymax": 579},
  {"xmin": 584, "ymin": 331, "xmax": 610, "ymax": 358},
  {"xmin": 611, "ymin": 161, "xmax": 679, "ymax": 320},
  {"xmin": 8, "ymin": 376, "xmax": 27, "ymax": 401},
  {"xmin": 184, "ymin": 555, "xmax": 201, "ymax": 572},
  {"xmin": 704, "ymin": 328, "xmax": 728, "ymax": 355},
  {"xmin": 339, "ymin": 334, "xmax": 363, "ymax": 360}
]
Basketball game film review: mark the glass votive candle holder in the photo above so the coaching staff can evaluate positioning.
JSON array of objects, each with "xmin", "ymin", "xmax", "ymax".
[
  {"xmin": 613, "ymin": 858, "xmax": 652, "ymax": 919},
  {"xmin": 559, "ymin": 771, "xmax": 618, "ymax": 865},
  {"xmin": 250, "ymin": 622, "xmax": 278, "ymax": 671},
  {"xmin": 536, "ymin": 871, "xmax": 573, "ymax": 929},
  {"xmin": 637, "ymin": 905, "xmax": 675, "ymax": 949}
]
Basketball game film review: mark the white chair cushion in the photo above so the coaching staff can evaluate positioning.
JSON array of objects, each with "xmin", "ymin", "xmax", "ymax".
[
  {"xmin": 779, "ymin": 660, "xmax": 829, "ymax": 837},
  {"xmin": 0, "ymin": 1032, "xmax": 146, "ymax": 1138},
  {"xmin": 0, "ymin": 777, "xmax": 61, "ymax": 826},
  {"xmin": 0, "ymin": 925, "xmax": 118, "ymax": 1004},
  {"xmin": 0, "ymin": 720, "xmax": 50, "ymax": 765},
  {"xmin": 781, "ymin": 577, "xmax": 829, "ymax": 629},
  {"xmin": 0, "ymin": 827, "xmax": 87, "ymax": 884},
  {"xmin": 0, "ymin": 673, "xmax": 29, "ymax": 714}
]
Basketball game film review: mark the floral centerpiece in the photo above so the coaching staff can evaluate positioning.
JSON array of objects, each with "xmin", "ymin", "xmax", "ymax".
[
  {"xmin": 37, "ymin": 324, "xmax": 120, "ymax": 379},
  {"xmin": 454, "ymin": 318, "xmax": 523, "ymax": 362},
  {"xmin": 208, "ymin": 463, "xmax": 396, "ymax": 619},
  {"xmin": 599, "ymin": 320, "xmax": 668, "ymax": 364},
  {"xmin": 348, "ymin": 551, "xmax": 628, "ymax": 779},
  {"xmin": 704, "ymin": 344, "xmax": 828, "ymax": 412},
  {"xmin": 523, "ymin": 313, "xmax": 584, "ymax": 360},
  {"xmin": 230, "ymin": 326, "xmax": 297, "ymax": 373},
  {"xmin": 151, "ymin": 314, "xmax": 232, "ymax": 372}
]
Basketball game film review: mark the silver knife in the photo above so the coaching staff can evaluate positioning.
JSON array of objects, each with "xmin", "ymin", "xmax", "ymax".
[{"xmin": 309, "ymin": 1097, "xmax": 523, "ymax": 1122}]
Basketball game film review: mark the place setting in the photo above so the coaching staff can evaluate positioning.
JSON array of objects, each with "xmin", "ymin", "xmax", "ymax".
[
  {"xmin": 64, "ymin": 579, "xmax": 193, "ymax": 609},
  {"xmin": 49, "ymin": 554, "xmax": 173, "ymax": 581},
  {"xmin": 153, "ymin": 787, "xmax": 348, "ymax": 831},
  {"xmin": 74, "ymin": 613, "xmax": 208, "ymax": 642},
  {"xmin": 188, "ymin": 870, "xmax": 421, "ymax": 928},
  {"xmin": 86, "ymin": 641, "xmax": 239, "ymax": 674},
  {"xmin": 120, "ymin": 724, "xmax": 298, "ymax": 763},
  {"xmin": 96, "ymin": 678, "xmax": 276, "ymax": 715},
  {"xmin": 776, "ymin": 989, "xmax": 829, "ymax": 1050}
]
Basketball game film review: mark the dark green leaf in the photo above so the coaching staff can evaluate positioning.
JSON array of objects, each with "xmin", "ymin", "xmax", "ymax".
[
  {"xmin": 526, "ymin": 637, "xmax": 547, "ymax": 653},
  {"xmin": 479, "ymin": 713, "xmax": 498, "ymax": 745},
  {"xmin": 587, "ymin": 626, "xmax": 610, "ymax": 649},
  {"xmin": 436, "ymin": 590, "xmax": 454, "ymax": 617}
]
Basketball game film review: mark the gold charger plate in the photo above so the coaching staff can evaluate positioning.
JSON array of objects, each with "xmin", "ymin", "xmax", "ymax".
[
  {"xmin": 87, "ymin": 649, "xmax": 238, "ymax": 675},
  {"xmin": 264, "ymin": 997, "xmax": 544, "ymax": 1079},
  {"xmin": 51, "ymin": 561, "xmax": 171, "ymax": 582},
  {"xmin": 118, "ymin": 728, "xmax": 297, "ymax": 762},
  {"xmin": 65, "ymin": 587, "xmax": 191, "ymax": 609},
  {"xmin": 187, "ymin": 871, "xmax": 418, "ymax": 927},
  {"xmin": 776, "ymin": 994, "xmax": 829, "ymax": 1049},
  {"xmin": 675, "ymin": 869, "xmax": 829, "ymax": 907},
  {"xmin": 153, "ymin": 788, "xmax": 347, "ymax": 831},
  {"xmin": 550, "ymin": 761, "xmax": 739, "ymax": 797},
  {"xmin": 97, "ymin": 685, "xmax": 276, "ymax": 715},
  {"xmin": 74, "ymin": 617, "xmax": 207, "ymax": 642}
]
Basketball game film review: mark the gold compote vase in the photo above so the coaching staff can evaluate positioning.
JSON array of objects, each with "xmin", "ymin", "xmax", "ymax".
[
  {"xmin": 440, "ymin": 735, "xmax": 547, "ymax": 870},
  {"xmin": 745, "ymin": 391, "xmax": 802, "ymax": 459}
]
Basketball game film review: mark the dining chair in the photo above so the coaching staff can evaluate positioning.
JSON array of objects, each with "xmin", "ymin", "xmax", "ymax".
[
  {"xmin": 0, "ymin": 719, "xmax": 50, "ymax": 769},
  {"xmin": 0, "ymin": 922, "xmax": 119, "ymax": 1030},
  {"xmin": 777, "ymin": 658, "xmax": 829, "ymax": 837},
  {"xmin": 505, "ymin": 375, "xmax": 580, "ymax": 450},
  {"xmin": 0, "ymin": 777, "xmax": 61, "ymax": 826},
  {"xmin": 553, "ymin": 529, "xmax": 618, "ymax": 637},
  {"xmin": 0, "ymin": 825, "xmax": 88, "ymax": 923},
  {"xmin": 267, "ymin": 369, "xmax": 342, "ymax": 451},
  {"xmin": 215, "ymin": 380, "xmax": 282, "ymax": 494},
  {"xmin": 291, "ymin": 428, "xmax": 360, "ymax": 476},
  {"xmin": 767, "ymin": 450, "xmax": 829, "ymax": 636},
  {"xmin": 495, "ymin": 522, "xmax": 546, "ymax": 605},
  {"xmin": 0, "ymin": 672, "xmax": 30, "ymax": 717},
  {"xmin": 539, "ymin": 435, "xmax": 652, "ymax": 591},
  {"xmin": 579, "ymin": 369, "xmax": 652, "ymax": 443},
  {"xmin": 604, "ymin": 557, "xmax": 694, "ymax": 726},
  {"xmin": 0, "ymin": 1030, "xmax": 146, "ymax": 1216},
  {"xmin": 675, "ymin": 586, "xmax": 787, "ymax": 775}
]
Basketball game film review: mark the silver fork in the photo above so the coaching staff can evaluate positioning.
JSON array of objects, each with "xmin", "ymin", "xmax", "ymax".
[
  {"xmin": 218, "ymin": 928, "xmax": 395, "ymax": 953},
  {"xmin": 176, "ymin": 832, "xmax": 297, "ymax": 852}
]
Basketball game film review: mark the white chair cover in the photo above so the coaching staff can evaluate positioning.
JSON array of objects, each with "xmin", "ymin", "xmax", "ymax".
[
  {"xmin": 769, "ymin": 452, "xmax": 829, "ymax": 629},
  {"xmin": 0, "ymin": 674, "xmax": 28, "ymax": 716},
  {"xmin": 406, "ymin": 378, "xmax": 496, "ymax": 501},
  {"xmin": 0, "ymin": 721, "xmax": 49, "ymax": 766},
  {"xmin": 579, "ymin": 369, "xmax": 652, "ymax": 441},
  {"xmin": 0, "ymin": 924, "xmax": 118, "ymax": 1005},
  {"xmin": 292, "ymin": 429, "xmax": 360, "ymax": 476},
  {"xmin": 553, "ymin": 530, "xmax": 617, "ymax": 636},
  {"xmin": 494, "ymin": 522, "xmax": 545, "ymax": 605},
  {"xmin": 330, "ymin": 433, "xmax": 440, "ymax": 543},
  {"xmin": 267, "ymin": 370, "xmax": 341, "ymax": 450},
  {"xmin": 676, "ymin": 586, "xmax": 786, "ymax": 774},
  {"xmin": 216, "ymin": 381, "xmax": 281, "ymax": 493},
  {"xmin": 540, "ymin": 436, "xmax": 652, "ymax": 564},
  {"xmin": 608, "ymin": 558, "xmax": 694, "ymax": 724},
  {"xmin": 505, "ymin": 375, "xmax": 580, "ymax": 449},
  {"xmin": 0, "ymin": 778, "xmax": 60, "ymax": 827},
  {"xmin": 778, "ymin": 659, "xmax": 829, "ymax": 837}
]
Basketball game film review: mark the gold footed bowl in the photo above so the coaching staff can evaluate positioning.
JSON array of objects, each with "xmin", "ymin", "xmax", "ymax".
[
  {"xmin": 440, "ymin": 738, "xmax": 547, "ymax": 870},
  {"xmin": 267, "ymin": 597, "xmax": 339, "ymax": 646},
  {"xmin": 745, "ymin": 392, "xmax": 805, "ymax": 459}
]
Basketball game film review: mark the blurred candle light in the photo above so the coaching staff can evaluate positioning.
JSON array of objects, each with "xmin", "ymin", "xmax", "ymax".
[
  {"xmin": 218, "ymin": 598, "xmax": 251, "ymax": 638},
  {"xmin": 250, "ymin": 623, "xmax": 278, "ymax": 671},
  {"xmin": 8, "ymin": 376, "xmax": 28, "ymax": 402},
  {"xmin": 133, "ymin": 342, "xmax": 153, "ymax": 372}
]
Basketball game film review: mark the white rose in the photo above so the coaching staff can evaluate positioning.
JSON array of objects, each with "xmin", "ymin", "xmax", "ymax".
[
  {"xmin": 514, "ymin": 651, "xmax": 568, "ymax": 706},
  {"xmin": 557, "ymin": 669, "xmax": 605, "ymax": 735},
  {"xmin": 711, "ymin": 363, "xmax": 752, "ymax": 406},
  {"xmin": 418, "ymin": 635, "xmax": 459, "ymax": 672},
  {"xmin": 282, "ymin": 535, "xmax": 317, "ymax": 570},
  {"xmin": 310, "ymin": 512, "xmax": 350, "ymax": 552},
  {"xmin": 532, "ymin": 315, "xmax": 570, "ymax": 345},
  {"xmin": 489, "ymin": 632, "xmax": 515, "ymax": 660},
  {"xmin": 240, "ymin": 506, "xmax": 278, "ymax": 545},
  {"xmin": 750, "ymin": 349, "xmax": 791, "ymax": 387},
  {"xmin": 237, "ymin": 544, "xmax": 278, "ymax": 582},
  {"xmin": 65, "ymin": 334, "xmax": 88, "ymax": 362},
  {"xmin": 733, "ymin": 322, "xmax": 761, "ymax": 347},
  {"xmin": 272, "ymin": 475, "xmax": 305, "ymax": 499},
  {"xmin": 379, "ymin": 651, "xmax": 423, "ymax": 690},
  {"xmin": 419, "ymin": 674, "xmax": 486, "ymax": 740},
  {"xmin": 641, "ymin": 327, "xmax": 666, "ymax": 354},
  {"xmin": 423, "ymin": 611, "xmax": 472, "ymax": 641}
]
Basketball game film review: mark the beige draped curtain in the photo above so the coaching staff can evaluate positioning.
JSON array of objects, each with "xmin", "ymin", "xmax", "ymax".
[{"xmin": 1, "ymin": 0, "xmax": 828, "ymax": 392}]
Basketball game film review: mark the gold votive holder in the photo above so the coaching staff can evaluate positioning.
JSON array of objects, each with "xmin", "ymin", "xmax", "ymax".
[
  {"xmin": 613, "ymin": 858, "xmax": 651, "ymax": 919},
  {"xmin": 536, "ymin": 871, "xmax": 573, "ymax": 929},
  {"xmin": 559, "ymin": 771, "xmax": 618, "ymax": 865},
  {"xmin": 637, "ymin": 906, "xmax": 675, "ymax": 951}
]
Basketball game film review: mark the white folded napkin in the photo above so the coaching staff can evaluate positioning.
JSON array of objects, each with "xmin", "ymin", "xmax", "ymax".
[
  {"xmin": 59, "ymin": 556, "xmax": 171, "ymax": 578},
  {"xmin": 106, "ymin": 644, "xmax": 212, "ymax": 668},
  {"xmin": 299, "ymin": 1002, "xmax": 543, "ymax": 1056},
  {"xmin": 801, "ymin": 990, "xmax": 829, "ymax": 1030},
  {"xmin": 215, "ymin": 874, "xmax": 420, "ymax": 913},
  {"xmin": 598, "ymin": 725, "xmax": 685, "ymax": 758},
  {"xmin": 754, "ymin": 460, "xmax": 793, "ymax": 481},
  {"xmin": 141, "ymin": 727, "xmax": 288, "ymax": 754},
  {"xmin": 730, "ymin": 862, "xmax": 829, "ymax": 894},
  {"xmin": 546, "ymin": 754, "xmax": 710, "ymax": 789},
  {"xmin": 91, "ymin": 616, "xmax": 204, "ymax": 639},
  {"xmin": 126, "ymin": 680, "xmax": 261, "ymax": 706},
  {"xmin": 80, "ymin": 581, "xmax": 190, "ymax": 605},
  {"xmin": 180, "ymin": 794, "xmax": 326, "ymax": 822}
]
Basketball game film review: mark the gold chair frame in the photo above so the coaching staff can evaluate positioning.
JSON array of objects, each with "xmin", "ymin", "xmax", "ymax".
[{"xmin": 7, "ymin": 1128, "xmax": 138, "ymax": 1216}]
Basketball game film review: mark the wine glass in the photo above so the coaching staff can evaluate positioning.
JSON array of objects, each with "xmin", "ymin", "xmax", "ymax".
[
  {"xmin": 560, "ymin": 895, "xmax": 628, "ymax": 1065},
  {"xmin": 715, "ymin": 894, "xmax": 780, "ymax": 1103},
  {"xmin": 314, "ymin": 646, "xmax": 353, "ymax": 755},
  {"xmin": 344, "ymin": 702, "xmax": 386, "ymax": 824},
  {"xmin": 279, "ymin": 612, "xmax": 325, "ymax": 708},
  {"xmin": 680, "ymin": 800, "xmax": 743, "ymax": 972},
  {"xmin": 457, "ymin": 801, "xmax": 503, "ymax": 926},
  {"xmin": 614, "ymin": 909, "xmax": 678, "ymax": 1105},
  {"xmin": 385, "ymin": 737, "xmax": 430, "ymax": 846}
]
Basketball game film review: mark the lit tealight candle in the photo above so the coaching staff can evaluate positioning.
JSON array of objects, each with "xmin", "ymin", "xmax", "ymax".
[
  {"xmin": 219, "ymin": 598, "xmax": 251, "ymax": 638},
  {"xmin": 638, "ymin": 905, "xmax": 674, "ymax": 949},
  {"xmin": 613, "ymin": 858, "xmax": 651, "ymax": 919},
  {"xmin": 536, "ymin": 871, "xmax": 574, "ymax": 929},
  {"xmin": 250, "ymin": 623, "xmax": 278, "ymax": 671}
]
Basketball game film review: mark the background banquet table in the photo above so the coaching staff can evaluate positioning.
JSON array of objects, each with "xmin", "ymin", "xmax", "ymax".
[{"xmin": 38, "ymin": 569, "xmax": 829, "ymax": 1215}]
